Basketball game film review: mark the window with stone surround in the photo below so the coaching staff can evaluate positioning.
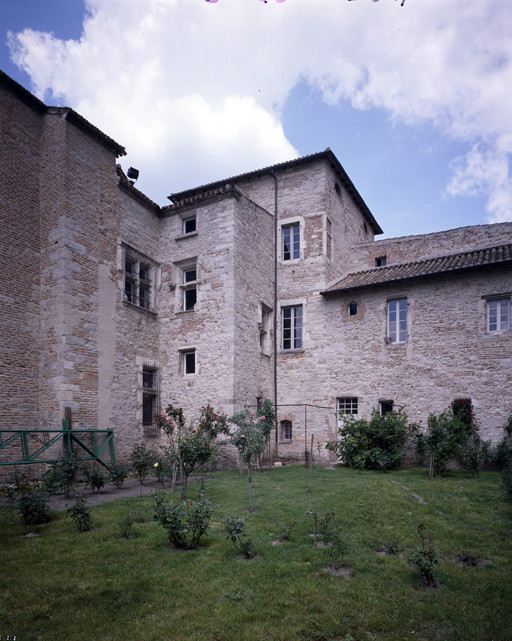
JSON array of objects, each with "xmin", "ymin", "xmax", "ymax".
[
  {"xmin": 376, "ymin": 256, "xmax": 387, "ymax": 267},
  {"xmin": 337, "ymin": 397, "xmax": 358, "ymax": 419},
  {"xmin": 176, "ymin": 259, "xmax": 198, "ymax": 312},
  {"xmin": 183, "ymin": 215, "xmax": 196, "ymax": 235},
  {"xmin": 282, "ymin": 222, "xmax": 300, "ymax": 261},
  {"xmin": 282, "ymin": 305, "xmax": 303, "ymax": 350},
  {"xmin": 181, "ymin": 349, "xmax": 196, "ymax": 375},
  {"xmin": 486, "ymin": 298, "xmax": 510, "ymax": 333},
  {"xmin": 123, "ymin": 245, "xmax": 157, "ymax": 312},
  {"xmin": 280, "ymin": 420, "xmax": 292, "ymax": 442},
  {"xmin": 142, "ymin": 366, "xmax": 159, "ymax": 436},
  {"xmin": 259, "ymin": 303, "xmax": 272, "ymax": 355},
  {"xmin": 387, "ymin": 298, "xmax": 407, "ymax": 344},
  {"xmin": 380, "ymin": 400, "xmax": 394, "ymax": 415}
]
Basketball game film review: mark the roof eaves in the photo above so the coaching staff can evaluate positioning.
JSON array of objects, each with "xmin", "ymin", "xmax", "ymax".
[
  {"xmin": 116, "ymin": 166, "xmax": 161, "ymax": 214},
  {"xmin": 48, "ymin": 107, "xmax": 126, "ymax": 158},
  {"xmin": 168, "ymin": 149, "xmax": 383, "ymax": 235},
  {"xmin": 0, "ymin": 69, "xmax": 46, "ymax": 114}
]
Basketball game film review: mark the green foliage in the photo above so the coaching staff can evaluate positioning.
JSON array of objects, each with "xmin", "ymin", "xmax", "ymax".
[
  {"xmin": 130, "ymin": 443, "xmax": 155, "ymax": 485},
  {"xmin": 328, "ymin": 531, "xmax": 349, "ymax": 569},
  {"xmin": 502, "ymin": 461, "xmax": 512, "ymax": 502},
  {"xmin": 258, "ymin": 398, "xmax": 275, "ymax": 440},
  {"xmin": 66, "ymin": 495, "xmax": 92, "ymax": 532},
  {"xmin": 117, "ymin": 509, "xmax": 136, "ymax": 539},
  {"xmin": 109, "ymin": 464, "xmax": 128, "ymax": 489},
  {"xmin": 330, "ymin": 408, "xmax": 409, "ymax": 471},
  {"xmin": 220, "ymin": 514, "xmax": 258, "ymax": 558},
  {"xmin": 42, "ymin": 455, "xmax": 80, "ymax": 496},
  {"xmin": 153, "ymin": 491, "xmax": 216, "ymax": 549},
  {"xmin": 229, "ymin": 410, "xmax": 268, "ymax": 468},
  {"xmin": 455, "ymin": 550, "xmax": 482, "ymax": 566},
  {"xmin": 318, "ymin": 512, "xmax": 336, "ymax": 543},
  {"xmin": 276, "ymin": 517, "xmax": 297, "ymax": 542},
  {"xmin": 83, "ymin": 465, "xmax": 106, "ymax": 493},
  {"xmin": 198, "ymin": 404, "xmax": 229, "ymax": 438},
  {"xmin": 408, "ymin": 524, "xmax": 439, "ymax": 587},
  {"xmin": 4, "ymin": 472, "xmax": 51, "ymax": 527},
  {"xmin": 457, "ymin": 437, "xmax": 483, "ymax": 476}
]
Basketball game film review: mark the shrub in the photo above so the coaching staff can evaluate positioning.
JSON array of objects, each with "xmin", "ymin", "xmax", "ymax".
[
  {"xmin": 457, "ymin": 437, "xmax": 483, "ymax": 477},
  {"xmin": 84, "ymin": 466, "xmax": 106, "ymax": 493},
  {"xmin": 503, "ymin": 461, "xmax": 512, "ymax": 502},
  {"xmin": 3, "ymin": 471, "xmax": 51, "ymax": 527},
  {"xmin": 318, "ymin": 512, "xmax": 336, "ymax": 543},
  {"xmin": 42, "ymin": 455, "xmax": 80, "ymax": 496},
  {"xmin": 328, "ymin": 408, "xmax": 409, "ymax": 471},
  {"xmin": 109, "ymin": 464, "xmax": 128, "ymax": 489},
  {"xmin": 130, "ymin": 444, "xmax": 154, "ymax": 485},
  {"xmin": 276, "ymin": 517, "xmax": 297, "ymax": 542},
  {"xmin": 67, "ymin": 495, "xmax": 92, "ymax": 532},
  {"xmin": 221, "ymin": 514, "xmax": 258, "ymax": 559},
  {"xmin": 494, "ymin": 436, "xmax": 512, "ymax": 469},
  {"xmin": 117, "ymin": 510, "xmax": 136, "ymax": 539},
  {"xmin": 17, "ymin": 487, "xmax": 51, "ymax": 526},
  {"xmin": 153, "ymin": 491, "xmax": 216, "ymax": 549},
  {"xmin": 408, "ymin": 524, "xmax": 439, "ymax": 587},
  {"xmin": 328, "ymin": 531, "xmax": 349, "ymax": 569}
]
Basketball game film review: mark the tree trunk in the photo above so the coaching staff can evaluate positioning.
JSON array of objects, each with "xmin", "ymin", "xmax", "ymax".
[
  {"xmin": 308, "ymin": 434, "xmax": 314, "ymax": 493},
  {"xmin": 181, "ymin": 471, "xmax": 188, "ymax": 500},
  {"xmin": 248, "ymin": 466, "xmax": 253, "ymax": 513}
]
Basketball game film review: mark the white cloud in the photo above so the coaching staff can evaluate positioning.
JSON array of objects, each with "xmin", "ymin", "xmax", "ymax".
[{"xmin": 7, "ymin": 0, "xmax": 512, "ymax": 220}]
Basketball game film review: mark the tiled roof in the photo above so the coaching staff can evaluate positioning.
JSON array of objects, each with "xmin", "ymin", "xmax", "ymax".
[
  {"xmin": 322, "ymin": 243, "xmax": 512, "ymax": 295},
  {"xmin": 168, "ymin": 148, "xmax": 383, "ymax": 235}
]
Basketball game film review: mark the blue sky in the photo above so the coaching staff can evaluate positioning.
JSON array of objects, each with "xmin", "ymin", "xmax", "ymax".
[{"xmin": 1, "ymin": 0, "xmax": 511, "ymax": 239}]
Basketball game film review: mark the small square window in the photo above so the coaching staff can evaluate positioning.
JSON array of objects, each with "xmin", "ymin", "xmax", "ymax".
[
  {"xmin": 380, "ymin": 400, "xmax": 394, "ymax": 415},
  {"xmin": 183, "ymin": 216, "xmax": 196, "ymax": 234},
  {"xmin": 376, "ymin": 256, "xmax": 387, "ymax": 267}
]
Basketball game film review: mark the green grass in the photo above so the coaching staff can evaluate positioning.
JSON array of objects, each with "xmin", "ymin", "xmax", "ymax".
[{"xmin": 1, "ymin": 466, "xmax": 512, "ymax": 641}]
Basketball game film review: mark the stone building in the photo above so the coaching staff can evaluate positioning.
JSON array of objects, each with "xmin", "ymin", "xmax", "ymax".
[{"xmin": 1, "ymin": 70, "xmax": 511, "ymax": 467}]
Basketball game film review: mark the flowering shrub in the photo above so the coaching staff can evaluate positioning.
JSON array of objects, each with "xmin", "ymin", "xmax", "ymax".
[
  {"xmin": 327, "ymin": 408, "xmax": 409, "ymax": 471},
  {"xmin": 153, "ymin": 491, "xmax": 216, "ymax": 549},
  {"xmin": 109, "ymin": 464, "xmax": 128, "ymax": 489},
  {"xmin": 229, "ymin": 403, "xmax": 274, "ymax": 512}
]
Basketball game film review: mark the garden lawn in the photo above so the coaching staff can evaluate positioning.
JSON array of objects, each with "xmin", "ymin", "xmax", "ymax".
[{"xmin": 1, "ymin": 466, "xmax": 512, "ymax": 641}]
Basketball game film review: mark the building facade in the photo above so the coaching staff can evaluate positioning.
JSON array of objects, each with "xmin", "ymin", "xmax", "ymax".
[{"xmin": 1, "ymin": 70, "xmax": 511, "ymax": 467}]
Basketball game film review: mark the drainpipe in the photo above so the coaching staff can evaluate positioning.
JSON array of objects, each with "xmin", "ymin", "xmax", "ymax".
[{"xmin": 271, "ymin": 169, "xmax": 278, "ymax": 458}]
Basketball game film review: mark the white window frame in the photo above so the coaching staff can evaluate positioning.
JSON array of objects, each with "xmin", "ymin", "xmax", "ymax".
[
  {"xmin": 175, "ymin": 259, "xmax": 198, "ymax": 312},
  {"xmin": 281, "ymin": 221, "xmax": 301, "ymax": 262},
  {"xmin": 182, "ymin": 215, "xmax": 197, "ymax": 235},
  {"xmin": 181, "ymin": 349, "xmax": 196, "ymax": 375},
  {"xmin": 487, "ymin": 298, "xmax": 510, "ymax": 333},
  {"xmin": 281, "ymin": 304, "xmax": 303, "ymax": 351},
  {"xmin": 123, "ymin": 245, "xmax": 157, "ymax": 312},
  {"xmin": 387, "ymin": 298, "xmax": 407, "ymax": 344}
]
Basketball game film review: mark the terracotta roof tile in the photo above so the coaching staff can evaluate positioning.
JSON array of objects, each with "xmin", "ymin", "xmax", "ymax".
[{"xmin": 322, "ymin": 243, "xmax": 512, "ymax": 295}]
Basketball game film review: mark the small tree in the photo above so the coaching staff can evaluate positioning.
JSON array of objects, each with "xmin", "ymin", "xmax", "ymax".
[
  {"xmin": 130, "ymin": 443, "xmax": 154, "ymax": 487},
  {"xmin": 230, "ymin": 410, "xmax": 268, "ymax": 512}
]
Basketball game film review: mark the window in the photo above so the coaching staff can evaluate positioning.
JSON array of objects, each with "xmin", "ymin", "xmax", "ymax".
[
  {"xmin": 124, "ymin": 247, "xmax": 156, "ymax": 311},
  {"xmin": 183, "ymin": 215, "xmax": 196, "ymax": 235},
  {"xmin": 338, "ymin": 397, "xmax": 358, "ymax": 417},
  {"xmin": 259, "ymin": 303, "xmax": 272, "ymax": 354},
  {"xmin": 282, "ymin": 305, "xmax": 302, "ymax": 350},
  {"xmin": 282, "ymin": 223, "xmax": 300, "ymax": 261},
  {"xmin": 387, "ymin": 298, "xmax": 407, "ymax": 344},
  {"xmin": 380, "ymin": 400, "xmax": 394, "ymax": 415},
  {"xmin": 376, "ymin": 256, "xmax": 387, "ymax": 267},
  {"xmin": 487, "ymin": 299, "xmax": 510, "ymax": 333},
  {"xmin": 348, "ymin": 302, "xmax": 358, "ymax": 316},
  {"xmin": 326, "ymin": 217, "xmax": 332, "ymax": 260},
  {"xmin": 142, "ymin": 367, "xmax": 159, "ymax": 436},
  {"xmin": 182, "ymin": 350, "xmax": 196, "ymax": 375},
  {"xmin": 177, "ymin": 261, "xmax": 197, "ymax": 311},
  {"xmin": 281, "ymin": 420, "xmax": 292, "ymax": 442}
]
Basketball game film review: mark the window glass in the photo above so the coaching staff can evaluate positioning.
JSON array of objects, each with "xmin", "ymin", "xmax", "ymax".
[
  {"xmin": 184, "ymin": 351, "xmax": 195, "ymax": 374},
  {"xmin": 282, "ymin": 305, "xmax": 302, "ymax": 350},
  {"xmin": 487, "ymin": 299, "xmax": 510, "ymax": 332},
  {"xmin": 282, "ymin": 223, "xmax": 300, "ymax": 261},
  {"xmin": 183, "ymin": 217, "xmax": 196, "ymax": 234},
  {"xmin": 281, "ymin": 420, "xmax": 292, "ymax": 441},
  {"xmin": 387, "ymin": 299, "xmax": 407, "ymax": 343}
]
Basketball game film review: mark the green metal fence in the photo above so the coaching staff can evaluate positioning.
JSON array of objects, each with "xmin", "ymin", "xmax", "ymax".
[{"xmin": 0, "ymin": 419, "xmax": 116, "ymax": 470}]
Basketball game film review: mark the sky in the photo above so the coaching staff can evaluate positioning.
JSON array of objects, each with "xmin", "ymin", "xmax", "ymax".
[{"xmin": 1, "ymin": 0, "xmax": 512, "ymax": 239}]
